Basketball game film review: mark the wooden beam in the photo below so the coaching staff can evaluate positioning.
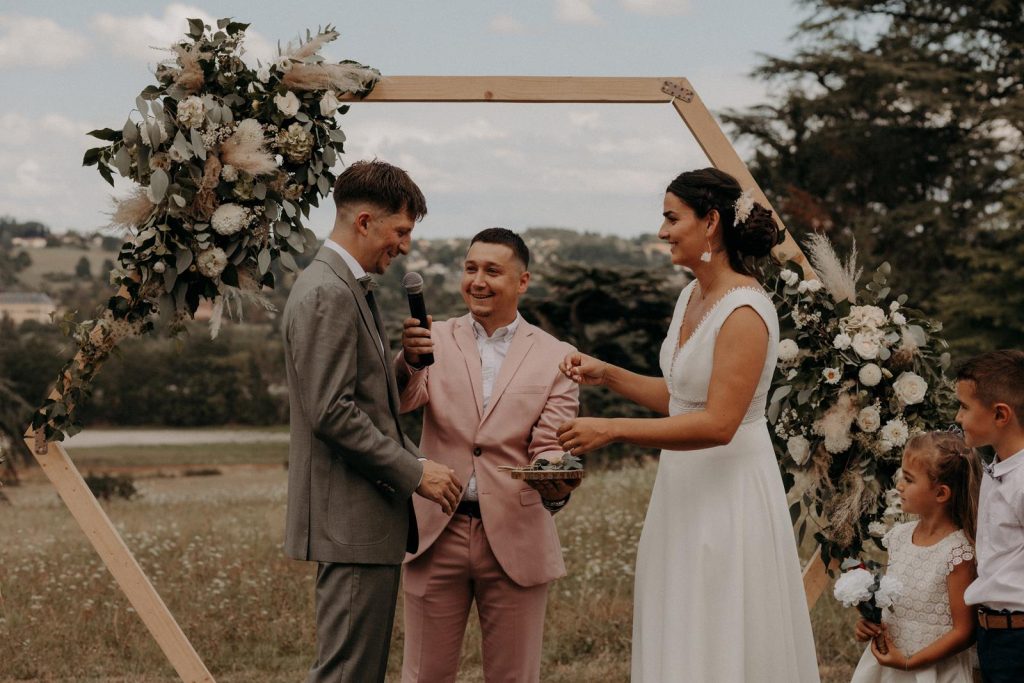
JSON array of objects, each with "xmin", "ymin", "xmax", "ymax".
[
  {"xmin": 801, "ymin": 546, "xmax": 837, "ymax": 609},
  {"xmin": 355, "ymin": 76, "xmax": 674, "ymax": 103},
  {"xmin": 23, "ymin": 431, "xmax": 215, "ymax": 683}
]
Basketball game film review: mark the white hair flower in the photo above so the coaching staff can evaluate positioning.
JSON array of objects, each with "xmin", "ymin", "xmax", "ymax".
[
  {"xmin": 891, "ymin": 311, "xmax": 907, "ymax": 326},
  {"xmin": 733, "ymin": 189, "xmax": 755, "ymax": 224},
  {"xmin": 852, "ymin": 331, "xmax": 884, "ymax": 360},
  {"xmin": 798, "ymin": 279, "xmax": 823, "ymax": 294}
]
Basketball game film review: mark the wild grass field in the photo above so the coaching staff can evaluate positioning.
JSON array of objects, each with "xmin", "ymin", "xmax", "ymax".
[{"xmin": 0, "ymin": 453, "xmax": 861, "ymax": 682}]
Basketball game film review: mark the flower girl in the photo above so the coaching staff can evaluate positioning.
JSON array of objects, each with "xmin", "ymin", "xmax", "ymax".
[{"xmin": 851, "ymin": 430, "xmax": 981, "ymax": 682}]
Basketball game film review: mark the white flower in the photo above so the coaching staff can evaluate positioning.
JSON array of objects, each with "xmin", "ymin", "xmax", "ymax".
[
  {"xmin": 822, "ymin": 367, "xmax": 842, "ymax": 384},
  {"xmin": 234, "ymin": 119, "xmax": 265, "ymax": 146},
  {"xmin": 868, "ymin": 521, "xmax": 888, "ymax": 538},
  {"xmin": 891, "ymin": 311, "xmax": 906, "ymax": 326},
  {"xmin": 787, "ymin": 435, "xmax": 811, "ymax": 466},
  {"xmin": 176, "ymin": 96, "xmax": 206, "ymax": 129},
  {"xmin": 274, "ymin": 91, "xmax": 301, "ymax": 117},
  {"xmin": 858, "ymin": 363, "xmax": 882, "ymax": 387},
  {"xmin": 890, "ymin": 301, "xmax": 901, "ymax": 312},
  {"xmin": 884, "ymin": 486, "xmax": 902, "ymax": 508},
  {"xmin": 138, "ymin": 118, "xmax": 168, "ymax": 147},
  {"xmin": 857, "ymin": 405, "xmax": 881, "ymax": 433},
  {"xmin": 833, "ymin": 333, "xmax": 852, "ymax": 351},
  {"xmin": 842, "ymin": 305, "xmax": 887, "ymax": 333},
  {"xmin": 798, "ymin": 279, "xmax": 823, "ymax": 294},
  {"xmin": 880, "ymin": 418, "xmax": 910, "ymax": 448},
  {"xmin": 152, "ymin": 261, "xmax": 166, "ymax": 274},
  {"xmin": 852, "ymin": 331, "xmax": 884, "ymax": 360},
  {"xmin": 220, "ymin": 164, "xmax": 238, "ymax": 182},
  {"xmin": 211, "ymin": 203, "xmax": 250, "ymax": 236},
  {"xmin": 274, "ymin": 56, "xmax": 293, "ymax": 73},
  {"xmin": 786, "ymin": 368, "xmax": 798, "ymax": 380},
  {"xmin": 196, "ymin": 247, "xmax": 228, "ymax": 279},
  {"xmin": 833, "ymin": 567, "xmax": 875, "ymax": 607},
  {"xmin": 780, "ymin": 269, "xmax": 799, "ymax": 287},
  {"xmin": 778, "ymin": 339, "xmax": 800, "ymax": 363},
  {"xmin": 733, "ymin": 189, "xmax": 755, "ymax": 224},
  {"xmin": 874, "ymin": 575, "xmax": 903, "ymax": 609},
  {"xmin": 893, "ymin": 372, "xmax": 928, "ymax": 405},
  {"xmin": 824, "ymin": 430, "xmax": 853, "ymax": 454},
  {"xmin": 319, "ymin": 91, "xmax": 341, "ymax": 117},
  {"xmin": 257, "ymin": 65, "xmax": 271, "ymax": 83}
]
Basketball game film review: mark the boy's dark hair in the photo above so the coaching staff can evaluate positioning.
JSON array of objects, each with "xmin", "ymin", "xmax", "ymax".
[
  {"xmin": 956, "ymin": 349, "xmax": 1024, "ymax": 422},
  {"xmin": 332, "ymin": 159, "xmax": 427, "ymax": 220},
  {"xmin": 470, "ymin": 228, "xmax": 530, "ymax": 270}
]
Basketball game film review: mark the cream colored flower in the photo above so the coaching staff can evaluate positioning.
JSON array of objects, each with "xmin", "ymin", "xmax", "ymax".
[
  {"xmin": 868, "ymin": 521, "xmax": 888, "ymax": 538},
  {"xmin": 842, "ymin": 305, "xmax": 887, "ymax": 333},
  {"xmin": 891, "ymin": 311, "xmax": 907, "ymax": 326},
  {"xmin": 858, "ymin": 363, "xmax": 882, "ymax": 387},
  {"xmin": 833, "ymin": 333, "xmax": 852, "ymax": 351},
  {"xmin": 234, "ymin": 119, "xmax": 265, "ymax": 147},
  {"xmin": 211, "ymin": 203, "xmax": 250, "ymax": 236},
  {"xmin": 822, "ymin": 367, "xmax": 842, "ymax": 384},
  {"xmin": 893, "ymin": 372, "xmax": 928, "ymax": 405},
  {"xmin": 780, "ymin": 269, "xmax": 799, "ymax": 287},
  {"xmin": 274, "ymin": 91, "xmax": 301, "ymax": 117},
  {"xmin": 834, "ymin": 568, "xmax": 874, "ymax": 607},
  {"xmin": 196, "ymin": 247, "xmax": 228, "ymax": 279},
  {"xmin": 277, "ymin": 122, "xmax": 314, "ymax": 163},
  {"xmin": 856, "ymin": 405, "xmax": 881, "ymax": 433},
  {"xmin": 880, "ymin": 418, "xmax": 909, "ymax": 448},
  {"xmin": 177, "ymin": 95, "xmax": 206, "ymax": 129},
  {"xmin": 778, "ymin": 339, "xmax": 800, "ymax": 363},
  {"xmin": 798, "ymin": 279, "xmax": 823, "ymax": 294},
  {"xmin": 852, "ymin": 331, "xmax": 884, "ymax": 360},
  {"xmin": 787, "ymin": 435, "xmax": 811, "ymax": 466},
  {"xmin": 319, "ymin": 91, "xmax": 341, "ymax": 117},
  {"xmin": 220, "ymin": 164, "xmax": 239, "ymax": 182}
]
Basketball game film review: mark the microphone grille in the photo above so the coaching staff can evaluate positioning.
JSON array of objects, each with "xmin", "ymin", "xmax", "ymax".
[{"xmin": 402, "ymin": 271, "xmax": 424, "ymax": 294}]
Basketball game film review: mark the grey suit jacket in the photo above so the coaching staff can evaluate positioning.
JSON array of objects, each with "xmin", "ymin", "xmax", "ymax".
[{"xmin": 282, "ymin": 246, "xmax": 424, "ymax": 565}]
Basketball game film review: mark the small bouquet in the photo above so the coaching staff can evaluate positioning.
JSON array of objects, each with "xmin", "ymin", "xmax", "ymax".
[{"xmin": 833, "ymin": 558, "xmax": 902, "ymax": 654}]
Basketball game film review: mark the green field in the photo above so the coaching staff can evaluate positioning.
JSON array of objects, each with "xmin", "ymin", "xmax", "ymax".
[
  {"xmin": 0, "ymin": 462, "xmax": 860, "ymax": 682},
  {"xmin": 15, "ymin": 246, "xmax": 116, "ymax": 290},
  {"xmin": 68, "ymin": 441, "xmax": 289, "ymax": 470}
]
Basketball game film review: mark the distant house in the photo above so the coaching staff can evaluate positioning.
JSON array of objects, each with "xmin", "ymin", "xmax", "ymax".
[
  {"xmin": 10, "ymin": 236, "xmax": 47, "ymax": 249},
  {"xmin": 0, "ymin": 292, "xmax": 57, "ymax": 325}
]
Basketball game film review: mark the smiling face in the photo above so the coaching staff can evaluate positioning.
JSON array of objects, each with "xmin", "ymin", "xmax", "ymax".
[
  {"xmin": 461, "ymin": 241, "xmax": 529, "ymax": 333},
  {"xmin": 658, "ymin": 192, "xmax": 713, "ymax": 267},
  {"xmin": 955, "ymin": 379, "xmax": 999, "ymax": 450},
  {"xmin": 363, "ymin": 209, "xmax": 415, "ymax": 274}
]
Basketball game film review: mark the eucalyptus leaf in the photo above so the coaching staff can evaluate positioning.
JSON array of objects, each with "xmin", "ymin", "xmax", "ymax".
[
  {"xmin": 171, "ymin": 194, "xmax": 187, "ymax": 207},
  {"xmin": 149, "ymin": 169, "xmax": 169, "ymax": 204},
  {"xmin": 286, "ymin": 230, "xmax": 306, "ymax": 253},
  {"xmin": 162, "ymin": 266, "xmax": 178, "ymax": 292},
  {"xmin": 275, "ymin": 220, "xmax": 292, "ymax": 237},
  {"xmin": 123, "ymin": 118, "xmax": 139, "ymax": 146},
  {"xmin": 113, "ymin": 146, "xmax": 132, "ymax": 177},
  {"xmin": 279, "ymin": 251, "xmax": 298, "ymax": 272},
  {"xmin": 190, "ymin": 128, "xmax": 207, "ymax": 160},
  {"xmin": 282, "ymin": 202, "xmax": 296, "ymax": 218},
  {"xmin": 253, "ymin": 182, "xmax": 267, "ymax": 200},
  {"xmin": 328, "ymin": 128, "xmax": 346, "ymax": 143},
  {"xmin": 770, "ymin": 385, "xmax": 792, "ymax": 404},
  {"xmin": 136, "ymin": 95, "xmax": 149, "ymax": 116},
  {"xmin": 323, "ymin": 145, "xmax": 336, "ymax": 166},
  {"xmin": 257, "ymin": 248, "xmax": 271, "ymax": 275},
  {"xmin": 176, "ymin": 248, "xmax": 193, "ymax": 273},
  {"xmin": 317, "ymin": 174, "xmax": 330, "ymax": 195}
]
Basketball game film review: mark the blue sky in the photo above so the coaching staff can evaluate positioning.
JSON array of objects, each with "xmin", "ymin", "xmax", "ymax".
[{"xmin": 1, "ymin": 1, "xmax": 806, "ymax": 238}]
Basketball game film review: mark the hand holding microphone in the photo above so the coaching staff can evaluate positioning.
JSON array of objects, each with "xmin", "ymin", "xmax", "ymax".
[{"xmin": 401, "ymin": 272, "xmax": 434, "ymax": 367}]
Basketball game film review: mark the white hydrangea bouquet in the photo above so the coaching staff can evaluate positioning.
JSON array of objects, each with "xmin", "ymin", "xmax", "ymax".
[
  {"xmin": 833, "ymin": 558, "xmax": 903, "ymax": 653},
  {"xmin": 34, "ymin": 17, "xmax": 379, "ymax": 442},
  {"xmin": 766, "ymin": 235, "xmax": 954, "ymax": 567}
]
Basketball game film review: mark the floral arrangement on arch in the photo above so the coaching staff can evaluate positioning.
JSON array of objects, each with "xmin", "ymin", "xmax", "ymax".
[
  {"xmin": 33, "ymin": 17, "xmax": 379, "ymax": 442},
  {"xmin": 766, "ymin": 235, "xmax": 954, "ymax": 568}
]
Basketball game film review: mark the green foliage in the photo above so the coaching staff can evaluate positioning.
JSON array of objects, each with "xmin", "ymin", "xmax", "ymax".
[{"xmin": 82, "ymin": 473, "xmax": 139, "ymax": 501}]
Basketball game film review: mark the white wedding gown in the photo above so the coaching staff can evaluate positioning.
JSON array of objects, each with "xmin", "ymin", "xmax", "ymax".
[{"xmin": 632, "ymin": 282, "xmax": 820, "ymax": 682}]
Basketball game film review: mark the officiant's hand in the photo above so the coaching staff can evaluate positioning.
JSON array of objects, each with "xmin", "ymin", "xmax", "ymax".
[
  {"xmin": 559, "ymin": 352, "xmax": 609, "ymax": 386},
  {"xmin": 557, "ymin": 417, "xmax": 615, "ymax": 455},
  {"xmin": 401, "ymin": 316, "xmax": 433, "ymax": 367}
]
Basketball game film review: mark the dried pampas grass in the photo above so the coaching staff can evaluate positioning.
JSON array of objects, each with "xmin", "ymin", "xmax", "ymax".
[
  {"xmin": 804, "ymin": 233, "xmax": 861, "ymax": 304},
  {"xmin": 822, "ymin": 468, "xmax": 877, "ymax": 549},
  {"xmin": 220, "ymin": 129, "xmax": 278, "ymax": 177},
  {"xmin": 110, "ymin": 188, "xmax": 156, "ymax": 230},
  {"xmin": 283, "ymin": 29, "xmax": 339, "ymax": 61},
  {"xmin": 170, "ymin": 45, "xmax": 204, "ymax": 94},
  {"xmin": 282, "ymin": 62, "xmax": 379, "ymax": 94}
]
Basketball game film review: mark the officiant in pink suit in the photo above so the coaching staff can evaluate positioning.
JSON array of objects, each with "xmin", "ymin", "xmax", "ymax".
[{"xmin": 394, "ymin": 228, "xmax": 580, "ymax": 682}]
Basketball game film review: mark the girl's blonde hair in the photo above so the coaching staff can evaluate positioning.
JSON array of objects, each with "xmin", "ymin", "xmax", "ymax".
[{"xmin": 904, "ymin": 430, "xmax": 982, "ymax": 545}]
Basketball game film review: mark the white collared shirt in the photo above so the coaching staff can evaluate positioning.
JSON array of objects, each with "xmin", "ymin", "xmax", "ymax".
[
  {"xmin": 964, "ymin": 448, "xmax": 1024, "ymax": 611},
  {"xmin": 323, "ymin": 239, "xmax": 383, "ymax": 355},
  {"xmin": 462, "ymin": 313, "xmax": 521, "ymax": 502}
]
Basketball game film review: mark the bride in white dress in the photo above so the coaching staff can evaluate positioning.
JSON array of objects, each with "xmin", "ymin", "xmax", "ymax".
[{"xmin": 557, "ymin": 168, "xmax": 820, "ymax": 682}]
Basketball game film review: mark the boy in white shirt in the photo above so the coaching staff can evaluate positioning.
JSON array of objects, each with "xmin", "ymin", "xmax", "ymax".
[{"xmin": 956, "ymin": 350, "xmax": 1024, "ymax": 683}]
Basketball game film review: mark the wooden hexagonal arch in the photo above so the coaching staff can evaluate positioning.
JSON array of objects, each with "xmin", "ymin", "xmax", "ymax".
[{"xmin": 25, "ymin": 76, "xmax": 821, "ymax": 683}]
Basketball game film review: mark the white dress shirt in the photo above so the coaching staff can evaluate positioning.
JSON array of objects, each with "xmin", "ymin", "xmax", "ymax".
[
  {"xmin": 461, "ymin": 313, "xmax": 521, "ymax": 502},
  {"xmin": 964, "ymin": 448, "xmax": 1024, "ymax": 611},
  {"xmin": 322, "ymin": 239, "xmax": 384, "ymax": 355}
]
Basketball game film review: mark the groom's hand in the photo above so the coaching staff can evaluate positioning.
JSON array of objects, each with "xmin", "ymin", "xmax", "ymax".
[
  {"xmin": 416, "ymin": 460, "xmax": 462, "ymax": 515},
  {"xmin": 401, "ymin": 316, "xmax": 433, "ymax": 368}
]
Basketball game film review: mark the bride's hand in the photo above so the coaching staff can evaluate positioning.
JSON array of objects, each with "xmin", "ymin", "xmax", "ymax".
[
  {"xmin": 559, "ymin": 352, "xmax": 609, "ymax": 386},
  {"xmin": 557, "ymin": 418, "xmax": 615, "ymax": 455}
]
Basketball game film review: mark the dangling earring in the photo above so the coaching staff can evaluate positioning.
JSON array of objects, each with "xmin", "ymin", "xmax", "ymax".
[{"xmin": 700, "ymin": 237, "xmax": 712, "ymax": 263}]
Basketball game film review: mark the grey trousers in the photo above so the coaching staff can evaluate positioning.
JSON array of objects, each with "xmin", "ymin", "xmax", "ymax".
[{"xmin": 307, "ymin": 562, "xmax": 402, "ymax": 683}]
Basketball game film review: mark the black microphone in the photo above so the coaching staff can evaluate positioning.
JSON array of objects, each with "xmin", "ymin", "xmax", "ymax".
[{"xmin": 401, "ymin": 271, "xmax": 434, "ymax": 367}]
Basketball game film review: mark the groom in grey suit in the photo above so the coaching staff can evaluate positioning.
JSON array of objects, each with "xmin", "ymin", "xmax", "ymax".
[{"xmin": 283, "ymin": 159, "xmax": 462, "ymax": 683}]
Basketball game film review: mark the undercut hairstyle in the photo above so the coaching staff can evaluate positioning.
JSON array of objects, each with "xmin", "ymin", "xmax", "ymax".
[
  {"xmin": 666, "ymin": 167, "xmax": 783, "ymax": 276},
  {"xmin": 904, "ymin": 431, "xmax": 982, "ymax": 545},
  {"xmin": 332, "ymin": 159, "xmax": 427, "ymax": 220},
  {"xmin": 955, "ymin": 349, "xmax": 1024, "ymax": 423},
  {"xmin": 470, "ymin": 227, "xmax": 530, "ymax": 270}
]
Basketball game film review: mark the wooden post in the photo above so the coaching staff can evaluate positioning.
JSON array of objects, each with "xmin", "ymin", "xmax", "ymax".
[{"xmin": 24, "ymin": 430, "xmax": 214, "ymax": 682}]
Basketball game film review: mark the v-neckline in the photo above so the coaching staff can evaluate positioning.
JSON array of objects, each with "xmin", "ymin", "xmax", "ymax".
[{"xmin": 675, "ymin": 282, "xmax": 768, "ymax": 353}]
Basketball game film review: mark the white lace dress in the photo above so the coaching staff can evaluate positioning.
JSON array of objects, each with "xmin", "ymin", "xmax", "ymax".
[
  {"xmin": 631, "ymin": 282, "xmax": 820, "ymax": 682},
  {"xmin": 851, "ymin": 521, "xmax": 975, "ymax": 683}
]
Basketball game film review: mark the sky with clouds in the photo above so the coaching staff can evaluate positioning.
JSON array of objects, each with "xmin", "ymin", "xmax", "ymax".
[{"xmin": 1, "ymin": 1, "xmax": 805, "ymax": 239}]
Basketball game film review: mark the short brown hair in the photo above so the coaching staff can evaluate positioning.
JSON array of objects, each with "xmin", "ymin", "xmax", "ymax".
[
  {"xmin": 332, "ymin": 159, "xmax": 427, "ymax": 220},
  {"xmin": 470, "ymin": 228, "xmax": 530, "ymax": 270},
  {"xmin": 956, "ymin": 349, "xmax": 1024, "ymax": 420}
]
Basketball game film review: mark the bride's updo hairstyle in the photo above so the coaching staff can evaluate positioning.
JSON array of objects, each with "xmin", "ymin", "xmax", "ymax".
[{"xmin": 666, "ymin": 168, "xmax": 783, "ymax": 276}]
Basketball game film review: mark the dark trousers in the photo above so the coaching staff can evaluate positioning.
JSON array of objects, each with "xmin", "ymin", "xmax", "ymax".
[
  {"xmin": 977, "ymin": 626, "xmax": 1024, "ymax": 683},
  {"xmin": 308, "ymin": 562, "xmax": 402, "ymax": 683}
]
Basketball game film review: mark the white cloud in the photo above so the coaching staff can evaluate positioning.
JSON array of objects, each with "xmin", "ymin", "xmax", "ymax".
[
  {"xmin": 489, "ymin": 14, "xmax": 527, "ymax": 34},
  {"xmin": 0, "ymin": 15, "xmax": 91, "ymax": 68},
  {"xmin": 555, "ymin": 0, "xmax": 604, "ymax": 26},
  {"xmin": 90, "ymin": 5, "xmax": 275, "ymax": 65},
  {"xmin": 620, "ymin": 0, "xmax": 691, "ymax": 15}
]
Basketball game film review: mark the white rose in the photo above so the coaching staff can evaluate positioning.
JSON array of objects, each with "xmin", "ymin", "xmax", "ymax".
[
  {"xmin": 852, "ymin": 331, "xmax": 883, "ymax": 360},
  {"xmin": 880, "ymin": 418, "xmax": 910, "ymax": 448},
  {"xmin": 176, "ymin": 95, "xmax": 206, "ymax": 129},
  {"xmin": 780, "ymin": 269, "xmax": 799, "ymax": 286},
  {"xmin": 842, "ymin": 305, "xmax": 887, "ymax": 332},
  {"xmin": 893, "ymin": 372, "xmax": 928, "ymax": 405},
  {"xmin": 319, "ymin": 91, "xmax": 341, "ymax": 117},
  {"xmin": 858, "ymin": 363, "xmax": 882, "ymax": 387},
  {"xmin": 868, "ymin": 521, "xmax": 888, "ymax": 538},
  {"xmin": 257, "ymin": 66, "xmax": 271, "ymax": 83},
  {"xmin": 787, "ymin": 435, "xmax": 811, "ymax": 466},
  {"xmin": 874, "ymin": 575, "xmax": 903, "ymax": 609},
  {"xmin": 274, "ymin": 91, "xmax": 301, "ymax": 117},
  {"xmin": 275, "ymin": 56, "xmax": 293, "ymax": 73},
  {"xmin": 833, "ymin": 333, "xmax": 852, "ymax": 351},
  {"xmin": 778, "ymin": 339, "xmax": 800, "ymax": 363},
  {"xmin": 891, "ymin": 311, "xmax": 906, "ymax": 326},
  {"xmin": 833, "ymin": 567, "xmax": 875, "ymax": 607},
  {"xmin": 857, "ymin": 405, "xmax": 881, "ymax": 433},
  {"xmin": 822, "ymin": 367, "xmax": 842, "ymax": 384}
]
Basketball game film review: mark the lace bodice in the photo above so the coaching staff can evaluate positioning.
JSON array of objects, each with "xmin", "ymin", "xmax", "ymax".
[
  {"xmin": 880, "ymin": 522, "xmax": 975, "ymax": 655},
  {"xmin": 658, "ymin": 281, "xmax": 779, "ymax": 422}
]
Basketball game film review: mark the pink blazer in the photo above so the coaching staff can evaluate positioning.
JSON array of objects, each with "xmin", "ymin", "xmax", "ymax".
[{"xmin": 395, "ymin": 314, "xmax": 579, "ymax": 587}]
